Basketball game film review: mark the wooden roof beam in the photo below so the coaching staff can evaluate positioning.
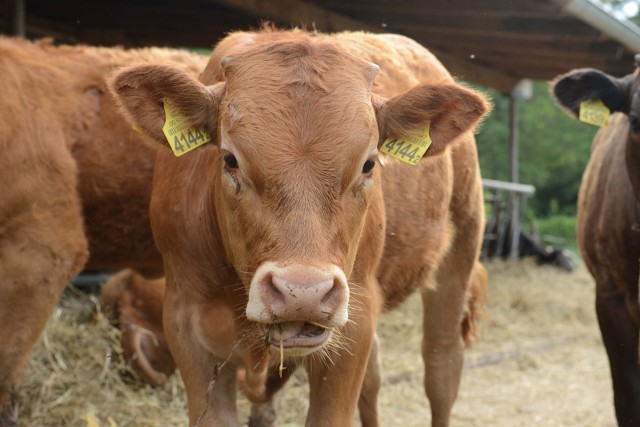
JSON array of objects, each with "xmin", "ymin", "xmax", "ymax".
[
  {"xmin": 209, "ymin": 0, "xmax": 521, "ymax": 92},
  {"xmin": 428, "ymin": 48, "xmax": 520, "ymax": 93},
  {"xmin": 208, "ymin": 0, "xmax": 381, "ymax": 32}
]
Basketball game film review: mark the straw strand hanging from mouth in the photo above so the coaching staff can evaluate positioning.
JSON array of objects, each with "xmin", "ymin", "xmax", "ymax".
[
  {"xmin": 279, "ymin": 337, "xmax": 285, "ymax": 378},
  {"xmin": 307, "ymin": 321, "xmax": 333, "ymax": 331}
]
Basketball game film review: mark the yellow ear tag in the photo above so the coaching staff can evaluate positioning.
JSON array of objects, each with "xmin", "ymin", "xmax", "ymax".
[
  {"xmin": 161, "ymin": 99, "xmax": 211, "ymax": 156},
  {"xmin": 579, "ymin": 99, "xmax": 610, "ymax": 127},
  {"xmin": 380, "ymin": 123, "xmax": 432, "ymax": 165}
]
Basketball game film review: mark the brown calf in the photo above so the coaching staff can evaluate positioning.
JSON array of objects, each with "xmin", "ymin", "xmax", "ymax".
[
  {"xmin": 110, "ymin": 29, "xmax": 489, "ymax": 427},
  {"xmin": 552, "ymin": 57, "xmax": 640, "ymax": 427},
  {"xmin": 0, "ymin": 37, "xmax": 206, "ymax": 425}
]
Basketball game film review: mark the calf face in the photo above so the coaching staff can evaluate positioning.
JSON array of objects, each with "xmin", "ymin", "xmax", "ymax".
[
  {"xmin": 551, "ymin": 55, "xmax": 640, "ymax": 129},
  {"xmin": 110, "ymin": 39, "xmax": 487, "ymax": 357},
  {"xmin": 552, "ymin": 55, "xmax": 640, "ymax": 196}
]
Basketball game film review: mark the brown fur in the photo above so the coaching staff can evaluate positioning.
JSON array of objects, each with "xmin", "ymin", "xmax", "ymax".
[
  {"xmin": 110, "ymin": 29, "xmax": 488, "ymax": 427},
  {"xmin": 100, "ymin": 270, "xmax": 175, "ymax": 386},
  {"xmin": 0, "ymin": 37, "xmax": 207, "ymax": 423},
  {"xmin": 551, "ymin": 62, "xmax": 640, "ymax": 427}
]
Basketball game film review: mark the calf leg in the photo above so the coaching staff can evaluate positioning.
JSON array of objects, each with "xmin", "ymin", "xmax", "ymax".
[
  {"xmin": 421, "ymin": 253, "xmax": 477, "ymax": 427},
  {"xmin": 246, "ymin": 358, "xmax": 303, "ymax": 427},
  {"xmin": 358, "ymin": 333, "xmax": 381, "ymax": 427},
  {"xmin": 184, "ymin": 355, "xmax": 239, "ymax": 427},
  {"xmin": 0, "ymin": 153, "xmax": 87, "ymax": 424},
  {"xmin": 163, "ymin": 288, "xmax": 240, "ymax": 426},
  {"xmin": 245, "ymin": 368, "xmax": 298, "ymax": 427},
  {"xmin": 595, "ymin": 276, "xmax": 640, "ymax": 427},
  {"xmin": 421, "ymin": 284, "xmax": 464, "ymax": 427},
  {"xmin": 248, "ymin": 400, "xmax": 278, "ymax": 427},
  {"xmin": 305, "ymin": 304, "xmax": 377, "ymax": 427}
]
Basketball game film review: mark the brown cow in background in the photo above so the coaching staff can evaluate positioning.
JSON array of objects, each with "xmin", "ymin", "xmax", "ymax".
[
  {"xmin": 552, "ymin": 56, "xmax": 640, "ymax": 427},
  {"xmin": 110, "ymin": 29, "xmax": 488, "ymax": 427},
  {"xmin": 0, "ymin": 37, "xmax": 206, "ymax": 425}
]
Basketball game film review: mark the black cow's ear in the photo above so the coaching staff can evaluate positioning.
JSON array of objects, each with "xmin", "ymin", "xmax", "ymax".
[{"xmin": 551, "ymin": 68, "xmax": 633, "ymax": 117}]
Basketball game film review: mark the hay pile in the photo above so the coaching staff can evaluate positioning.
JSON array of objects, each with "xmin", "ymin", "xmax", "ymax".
[
  {"xmin": 18, "ymin": 288, "xmax": 188, "ymax": 427},
  {"xmin": 18, "ymin": 258, "xmax": 615, "ymax": 426}
]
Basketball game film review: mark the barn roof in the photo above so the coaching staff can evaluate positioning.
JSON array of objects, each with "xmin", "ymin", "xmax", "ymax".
[{"xmin": 2, "ymin": 0, "xmax": 639, "ymax": 92}]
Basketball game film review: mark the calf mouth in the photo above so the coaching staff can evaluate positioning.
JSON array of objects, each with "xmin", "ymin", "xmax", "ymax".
[{"xmin": 263, "ymin": 321, "xmax": 332, "ymax": 354}]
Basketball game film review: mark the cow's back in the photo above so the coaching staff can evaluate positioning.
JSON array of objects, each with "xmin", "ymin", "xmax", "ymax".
[{"xmin": 0, "ymin": 38, "xmax": 207, "ymax": 274}]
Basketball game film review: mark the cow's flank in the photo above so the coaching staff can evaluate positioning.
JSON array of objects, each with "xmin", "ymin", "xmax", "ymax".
[{"xmin": 110, "ymin": 29, "xmax": 488, "ymax": 427}]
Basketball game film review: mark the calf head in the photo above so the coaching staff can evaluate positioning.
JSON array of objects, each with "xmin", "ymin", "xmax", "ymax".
[
  {"xmin": 110, "ymin": 38, "xmax": 488, "ymax": 356},
  {"xmin": 551, "ymin": 61, "xmax": 637, "ymax": 119},
  {"xmin": 552, "ymin": 55, "xmax": 640, "ymax": 196}
]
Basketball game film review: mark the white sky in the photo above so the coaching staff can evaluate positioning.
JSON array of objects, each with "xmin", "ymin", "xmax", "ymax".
[
  {"xmin": 591, "ymin": 0, "xmax": 640, "ymax": 20},
  {"xmin": 623, "ymin": 1, "xmax": 639, "ymax": 17}
]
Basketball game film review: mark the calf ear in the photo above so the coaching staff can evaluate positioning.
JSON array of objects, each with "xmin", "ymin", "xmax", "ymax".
[
  {"xmin": 374, "ymin": 83, "xmax": 489, "ymax": 157},
  {"xmin": 551, "ymin": 68, "xmax": 633, "ymax": 117},
  {"xmin": 109, "ymin": 64, "xmax": 224, "ymax": 145}
]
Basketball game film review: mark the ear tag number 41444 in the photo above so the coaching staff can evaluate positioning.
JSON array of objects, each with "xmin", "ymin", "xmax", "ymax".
[
  {"xmin": 162, "ymin": 99, "xmax": 211, "ymax": 156},
  {"xmin": 380, "ymin": 123, "xmax": 432, "ymax": 165}
]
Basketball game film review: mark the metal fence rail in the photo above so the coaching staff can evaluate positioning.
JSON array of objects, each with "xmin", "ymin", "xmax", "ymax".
[{"xmin": 482, "ymin": 178, "xmax": 535, "ymax": 259}]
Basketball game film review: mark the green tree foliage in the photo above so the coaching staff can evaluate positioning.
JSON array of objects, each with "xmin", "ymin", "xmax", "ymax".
[
  {"xmin": 475, "ymin": 81, "xmax": 599, "ymax": 217},
  {"xmin": 474, "ymin": 0, "xmax": 638, "ymax": 220}
]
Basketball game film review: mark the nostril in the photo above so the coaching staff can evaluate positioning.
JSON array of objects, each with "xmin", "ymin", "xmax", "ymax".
[
  {"xmin": 265, "ymin": 274, "xmax": 286, "ymax": 305},
  {"xmin": 320, "ymin": 279, "xmax": 339, "ymax": 305},
  {"xmin": 271, "ymin": 275, "xmax": 289, "ymax": 297}
]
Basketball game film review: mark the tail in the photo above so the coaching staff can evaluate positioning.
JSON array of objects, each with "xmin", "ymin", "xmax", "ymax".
[{"xmin": 461, "ymin": 261, "xmax": 488, "ymax": 347}]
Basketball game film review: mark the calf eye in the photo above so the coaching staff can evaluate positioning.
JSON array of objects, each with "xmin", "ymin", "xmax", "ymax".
[
  {"xmin": 362, "ymin": 159, "xmax": 376, "ymax": 174},
  {"xmin": 224, "ymin": 153, "xmax": 239, "ymax": 169}
]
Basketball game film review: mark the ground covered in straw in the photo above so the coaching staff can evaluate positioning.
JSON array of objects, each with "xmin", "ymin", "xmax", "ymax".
[{"xmin": 18, "ymin": 258, "xmax": 615, "ymax": 426}]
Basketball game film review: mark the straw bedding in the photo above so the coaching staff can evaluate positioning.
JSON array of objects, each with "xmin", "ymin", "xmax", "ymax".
[{"xmin": 17, "ymin": 258, "xmax": 614, "ymax": 426}]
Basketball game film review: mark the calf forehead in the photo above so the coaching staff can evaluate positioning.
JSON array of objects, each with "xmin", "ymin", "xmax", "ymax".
[
  {"xmin": 224, "ymin": 41, "xmax": 373, "ymax": 119},
  {"xmin": 223, "ymin": 38, "xmax": 373, "ymax": 93},
  {"xmin": 222, "ymin": 93, "xmax": 375, "ymax": 158},
  {"xmin": 221, "ymin": 40, "xmax": 377, "ymax": 170}
]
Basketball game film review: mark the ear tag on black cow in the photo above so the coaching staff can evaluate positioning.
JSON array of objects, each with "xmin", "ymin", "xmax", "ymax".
[
  {"xmin": 579, "ymin": 100, "xmax": 610, "ymax": 127},
  {"xmin": 380, "ymin": 122, "xmax": 432, "ymax": 165},
  {"xmin": 162, "ymin": 99, "xmax": 211, "ymax": 157}
]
